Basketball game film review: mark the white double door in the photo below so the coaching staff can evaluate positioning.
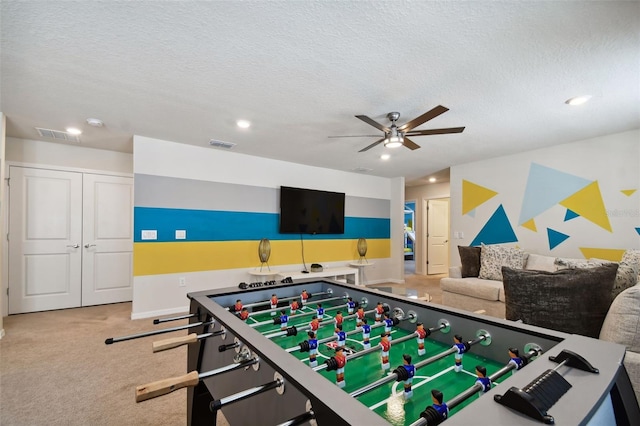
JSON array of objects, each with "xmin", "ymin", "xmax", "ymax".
[{"xmin": 8, "ymin": 166, "xmax": 133, "ymax": 314}]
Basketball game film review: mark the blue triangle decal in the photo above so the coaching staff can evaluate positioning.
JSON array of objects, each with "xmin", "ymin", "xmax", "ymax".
[
  {"xmin": 470, "ymin": 205, "xmax": 518, "ymax": 246},
  {"xmin": 564, "ymin": 209, "xmax": 579, "ymax": 221},
  {"xmin": 636, "ymin": 227, "xmax": 640, "ymax": 236},
  {"xmin": 547, "ymin": 228, "xmax": 570, "ymax": 250}
]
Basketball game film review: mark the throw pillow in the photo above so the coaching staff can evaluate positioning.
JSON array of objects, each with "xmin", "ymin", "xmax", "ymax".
[
  {"xmin": 524, "ymin": 253, "xmax": 558, "ymax": 272},
  {"xmin": 600, "ymin": 283, "xmax": 640, "ymax": 353},
  {"xmin": 555, "ymin": 256, "xmax": 639, "ymax": 300},
  {"xmin": 621, "ymin": 249, "xmax": 640, "ymax": 283},
  {"xmin": 478, "ymin": 243, "xmax": 528, "ymax": 281},
  {"xmin": 502, "ymin": 264, "xmax": 618, "ymax": 338},
  {"xmin": 458, "ymin": 245, "xmax": 481, "ymax": 278}
]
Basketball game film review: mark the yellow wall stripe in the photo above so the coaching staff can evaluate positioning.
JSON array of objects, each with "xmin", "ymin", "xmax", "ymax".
[{"xmin": 134, "ymin": 239, "xmax": 391, "ymax": 276}]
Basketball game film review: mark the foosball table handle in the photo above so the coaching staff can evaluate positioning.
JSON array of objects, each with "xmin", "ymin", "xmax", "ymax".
[
  {"xmin": 135, "ymin": 370, "xmax": 200, "ymax": 402},
  {"xmin": 152, "ymin": 333, "xmax": 199, "ymax": 352}
]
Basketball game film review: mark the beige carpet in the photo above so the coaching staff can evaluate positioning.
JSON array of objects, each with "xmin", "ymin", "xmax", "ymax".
[{"xmin": 0, "ymin": 274, "xmax": 444, "ymax": 425}]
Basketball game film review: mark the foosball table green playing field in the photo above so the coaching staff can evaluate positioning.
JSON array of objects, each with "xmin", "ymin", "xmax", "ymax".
[{"xmin": 115, "ymin": 278, "xmax": 640, "ymax": 425}]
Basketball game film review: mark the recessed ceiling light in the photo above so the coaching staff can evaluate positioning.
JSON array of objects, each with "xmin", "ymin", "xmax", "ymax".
[
  {"xmin": 429, "ymin": 177, "xmax": 436, "ymax": 183},
  {"xmin": 565, "ymin": 95, "xmax": 592, "ymax": 106},
  {"xmin": 86, "ymin": 118, "xmax": 104, "ymax": 127},
  {"xmin": 380, "ymin": 154, "xmax": 390, "ymax": 160},
  {"xmin": 66, "ymin": 127, "xmax": 82, "ymax": 135},
  {"xmin": 236, "ymin": 120, "xmax": 251, "ymax": 129}
]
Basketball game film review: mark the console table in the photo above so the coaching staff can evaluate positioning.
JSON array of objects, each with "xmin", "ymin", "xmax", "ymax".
[{"xmin": 277, "ymin": 266, "xmax": 359, "ymax": 286}]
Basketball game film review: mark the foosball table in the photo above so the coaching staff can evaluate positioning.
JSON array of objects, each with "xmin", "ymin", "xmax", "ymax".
[{"xmin": 128, "ymin": 278, "xmax": 640, "ymax": 425}]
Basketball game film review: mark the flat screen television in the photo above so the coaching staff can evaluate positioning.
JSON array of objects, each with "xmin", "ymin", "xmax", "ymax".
[{"xmin": 279, "ymin": 186, "xmax": 345, "ymax": 234}]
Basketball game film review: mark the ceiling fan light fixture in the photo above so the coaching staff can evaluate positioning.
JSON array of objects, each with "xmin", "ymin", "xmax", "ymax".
[{"xmin": 384, "ymin": 126, "xmax": 403, "ymax": 148}]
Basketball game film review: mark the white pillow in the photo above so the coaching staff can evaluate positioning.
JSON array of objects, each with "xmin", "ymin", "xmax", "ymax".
[
  {"xmin": 525, "ymin": 253, "xmax": 558, "ymax": 272},
  {"xmin": 478, "ymin": 243, "xmax": 528, "ymax": 281}
]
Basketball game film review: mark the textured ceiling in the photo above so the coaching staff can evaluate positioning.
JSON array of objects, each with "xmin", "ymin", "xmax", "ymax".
[{"xmin": 1, "ymin": 1, "xmax": 639, "ymax": 185}]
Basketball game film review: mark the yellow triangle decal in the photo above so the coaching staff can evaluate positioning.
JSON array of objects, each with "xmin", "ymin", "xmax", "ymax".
[
  {"xmin": 621, "ymin": 189, "xmax": 637, "ymax": 196},
  {"xmin": 579, "ymin": 247, "xmax": 625, "ymax": 262},
  {"xmin": 462, "ymin": 180, "xmax": 498, "ymax": 215},
  {"xmin": 521, "ymin": 218, "xmax": 537, "ymax": 232},
  {"xmin": 559, "ymin": 181, "xmax": 612, "ymax": 232}
]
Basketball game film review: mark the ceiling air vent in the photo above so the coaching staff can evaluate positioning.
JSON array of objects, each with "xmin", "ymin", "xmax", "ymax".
[
  {"xmin": 352, "ymin": 167, "xmax": 373, "ymax": 173},
  {"xmin": 209, "ymin": 139, "xmax": 236, "ymax": 149},
  {"xmin": 36, "ymin": 127, "xmax": 80, "ymax": 142}
]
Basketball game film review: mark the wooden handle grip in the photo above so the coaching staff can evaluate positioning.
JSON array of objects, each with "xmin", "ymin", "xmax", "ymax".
[
  {"xmin": 136, "ymin": 370, "xmax": 199, "ymax": 402},
  {"xmin": 152, "ymin": 333, "xmax": 198, "ymax": 352}
]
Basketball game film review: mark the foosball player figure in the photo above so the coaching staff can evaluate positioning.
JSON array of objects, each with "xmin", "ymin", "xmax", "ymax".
[
  {"xmin": 453, "ymin": 334, "xmax": 470, "ymax": 372},
  {"xmin": 309, "ymin": 315, "xmax": 319, "ymax": 332},
  {"xmin": 361, "ymin": 318, "xmax": 371, "ymax": 349},
  {"xmin": 270, "ymin": 294, "xmax": 278, "ymax": 316},
  {"xmin": 356, "ymin": 306, "xmax": 365, "ymax": 327},
  {"xmin": 380, "ymin": 332, "xmax": 391, "ymax": 370},
  {"xmin": 336, "ymin": 324, "xmax": 346, "ymax": 347},
  {"xmin": 346, "ymin": 297, "xmax": 356, "ymax": 315},
  {"xmin": 307, "ymin": 331, "xmax": 318, "ymax": 367},
  {"xmin": 325, "ymin": 346, "xmax": 347, "ymax": 388},
  {"xmin": 415, "ymin": 322, "xmax": 430, "ymax": 356},
  {"xmin": 316, "ymin": 303, "xmax": 324, "ymax": 320},
  {"xmin": 300, "ymin": 289, "xmax": 309, "ymax": 306},
  {"xmin": 290, "ymin": 299, "xmax": 300, "ymax": 315},
  {"xmin": 393, "ymin": 354, "xmax": 416, "ymax": 399},
  {"xmin": 383, "ymin": 312, "xmax": 394, "ymax": 341},
  {"xmin": 277, "ymin": 309, "xmax": 289, "ymax": 331},
  {"xmin": 508, "ymin": 347, "xmax": 527, "ymax": 371},
  {"xmin": 375, "ymin": 302, "xmax": 385, "ymax": 322},
  {"xmin": 334, "ymin": 310, "xmax": 344, "ymax": 329},
  {"xmin": 475, "ymin": 365, "xmax": 492, "ymax": 394},
  {"xmin": 234, "ymin": 299, "xmax": 243, "ymax": 314},
  {"xmin": 239, "ymin": 307, "xmax": 249, "ymax": 321},
  {"xmin": 420, "ymin": 389, "xmax": 449, "ymax": 425}
]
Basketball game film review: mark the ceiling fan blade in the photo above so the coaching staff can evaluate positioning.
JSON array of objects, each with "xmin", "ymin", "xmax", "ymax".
[
  {"xmin": 403, "ymin": 137, "xmax": 421, "ymax": 150},
  {"xmin": 355, "ymin": 115, "xmax": 390, "ymax": 132},
  {"xmin": 398, "ymin": 105, "xmax": 449, "ymax": 132},
  {"xmin": 358, "ymin": 137, "xmax": 386, "ymax": 152},
  {"xmin": 406, "ymin": 127, "xmax": 466, "ymax": 136},
  {"xmin": 327, "ymin": 135, "xmax": 382, "ymax": 139}
]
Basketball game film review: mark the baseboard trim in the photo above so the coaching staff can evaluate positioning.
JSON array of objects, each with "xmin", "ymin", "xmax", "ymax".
[{"xmin": 131, "ymin": 306, "xmax": 189, "ymax": 320}]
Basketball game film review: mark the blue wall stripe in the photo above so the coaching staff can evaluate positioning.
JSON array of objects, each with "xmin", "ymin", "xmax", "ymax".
[{"xmin": 134, "ymin": 207, "xmax": 390, "ymax": 242}]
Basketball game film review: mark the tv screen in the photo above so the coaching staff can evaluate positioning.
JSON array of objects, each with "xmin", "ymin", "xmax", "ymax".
[{"xmin": 279, "ymin": 186, "xmax": 345, "ymax": 234}]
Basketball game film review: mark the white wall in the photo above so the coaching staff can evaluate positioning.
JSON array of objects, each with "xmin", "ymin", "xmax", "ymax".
[
  {"xmin": 449, "ymin": 129, "xmax": 640, "ymax": 265},
  {"xmin": 132, "ymin": 136, "xmax": 403, "ymax": 319},
  {"xmin": 0, "ymin": 114, "xmax": 5, "ymax": 338}
]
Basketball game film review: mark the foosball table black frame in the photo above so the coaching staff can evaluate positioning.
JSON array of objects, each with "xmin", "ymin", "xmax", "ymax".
[{"xmin": 185, "ymin": 278, "xmax": 640, "ymax": 425}]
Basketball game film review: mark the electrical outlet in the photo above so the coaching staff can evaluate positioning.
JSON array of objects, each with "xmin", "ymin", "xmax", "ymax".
[{"xmin": 179, "ymin": 277, "xmax": 186, "ymax": 287}]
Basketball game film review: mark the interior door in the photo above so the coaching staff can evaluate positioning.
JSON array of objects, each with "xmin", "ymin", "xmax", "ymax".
[
  {"xmin": 427, "ymin": 198, "xmax": 449, "ymax": 274},
  {"xmin": 8, "ymin": 167, "xmax": 83, "ymax": 314},
  {"xmin": 81, "ymin": 174, "xmax": 133, "ymax": 306}
]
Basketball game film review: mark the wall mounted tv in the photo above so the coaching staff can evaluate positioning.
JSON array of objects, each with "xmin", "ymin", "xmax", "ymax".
[{"xmin": 279, "ymin": 186, "xmax": 345, "ymax": 234}]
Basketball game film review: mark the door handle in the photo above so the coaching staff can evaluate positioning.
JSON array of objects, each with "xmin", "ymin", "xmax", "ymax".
[
  {"xmin": 84, "ymin": 244, "xmax": 97, "ymax": 248},
  {"xmin": 444, "ymin": 240, "xmax": 448, "ymax": 243},
  {"xmin": 66, "ymin": 244, "xmax": 80, "ymax": 248}
]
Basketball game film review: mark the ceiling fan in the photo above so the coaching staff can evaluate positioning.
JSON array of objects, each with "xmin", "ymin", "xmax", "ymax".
[{"xmin": 333, "ymin": 105, "xmax": 465, "ymax": 152}]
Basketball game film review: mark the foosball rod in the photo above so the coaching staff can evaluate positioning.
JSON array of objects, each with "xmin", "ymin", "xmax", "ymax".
[
  {"xmin": 313, "ymin": 325, "xmax": 421, "ymax": 372},
  {"xmin": 263, "ymin": 308, "xmax": 377, "ymax": 340},
  {"xmin": 153, "ymin": 313, "xmax": 198, "ymax": 324},
  {"xmin": 239, "ymin": 290, "xmax": 334, "ymax": 310},
  {"xmin": 349, "ymin": 331, "xmax": 490, "ymax": 398},
  {"xmin": 152, "ymin": 328, "xmax": 226, "ymax": 353},
  {"xmin": 276, "ymin": 410, "xmax": 315, "ymax": 426},
  {"xmin": 285, "ymin": 319, "xmax": 386, "ymax": 353},
  {"xmin": 249, "ymin": 295, "xmax": 349, "ymax": 327},
  {"xmin": 209, "ymin": 374, "xmax": 285, "ymax": 412},
  {"xmin": 249, "ymin": 296, "xmax": 347, "ymax": 318},
  {"xmin": 407, "ymin": 347, "xmax": 542, "ymax": 426},
  {"xmin": 105, "ymin": 320, "xmax": 214, "ymax": 345},
  {"xmin": 135, "ymin": 356, "xmax": 259, "ymax": 402}
]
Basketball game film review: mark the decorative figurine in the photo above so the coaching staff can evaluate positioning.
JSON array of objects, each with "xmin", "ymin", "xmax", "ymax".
[
  {"xmin": 346, "ymin": 297, "xmax": 356, "ymax": 315},
  {"xmin": 239, "ymin": 307, "xmax": 249, "ymax": 321},
  {"xmin": 334, "ymin": 311, "xmax": 343, "ymax": 329},
  {"xmin": 316, "ymin": 303, "xmax": 324, "ymax": 320},
  {"xmin": 279, "ymin": 309, "xmax": 288, "ymax": 331},
  {"xmin": 334, "ymin": 346, "xmax": 347, "ymax": 388},
  {"xmin": 508, "ymin": 347, "xmax": 526, "ymax": 371},
  {"xmin": 380, "ymin": 332, "xmax": 391, "ymax": 370},
  {"xmin": 431, "ymin": 389, "xmax": 449, "ymax": 422},
  {"xmin": 453, "ymin": 334, "xmax": 467, "ymax": 372},
  {"xmin": 336, "ymin": 324, "xmax": 346, "ymax": 347},
  {"xmin": 307, "ymin": 331, "xmax": 318, "ymax": 367},
  {"xmin": 375, "ymin": 302, "xmax": 384, "ymax": 322},
  {"xmin": 356, "ymin": 306, "xmax": 365, "ymax": 327},
  {"xmin": 290, "ymin": 299, "xmax": 299, "ymax": 315},
  {"xmin": 415, "ymin": 322, "xmax": 429, "ymax": 356},
  {"xmin": 270, "ymin": 294, "xmax": 278, "ymax": 316},
  {"xmin": 361, "ymin": 318, "xmax": 371, "ymax": 349},
  {"xmin": 475, "ymin": 365, "xmax": 492, "ymax": 394},
  {"xmin": 309, "ymin": 315, "xmax": 319, "ymax": 332},
  {"xmin": 300, "ymin": 289, "xmax": 309, "ymax": 306},
  {"xmin": 383, "ymin": 312, "xmax": 394, "ymax": 341},
  {"xmin": 234, "ymin": 299, "xmax": 243, "ymax": 314},
  {"xmin": 400, "ymin": 354, "xmax": 416, "ymax": 399}
]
